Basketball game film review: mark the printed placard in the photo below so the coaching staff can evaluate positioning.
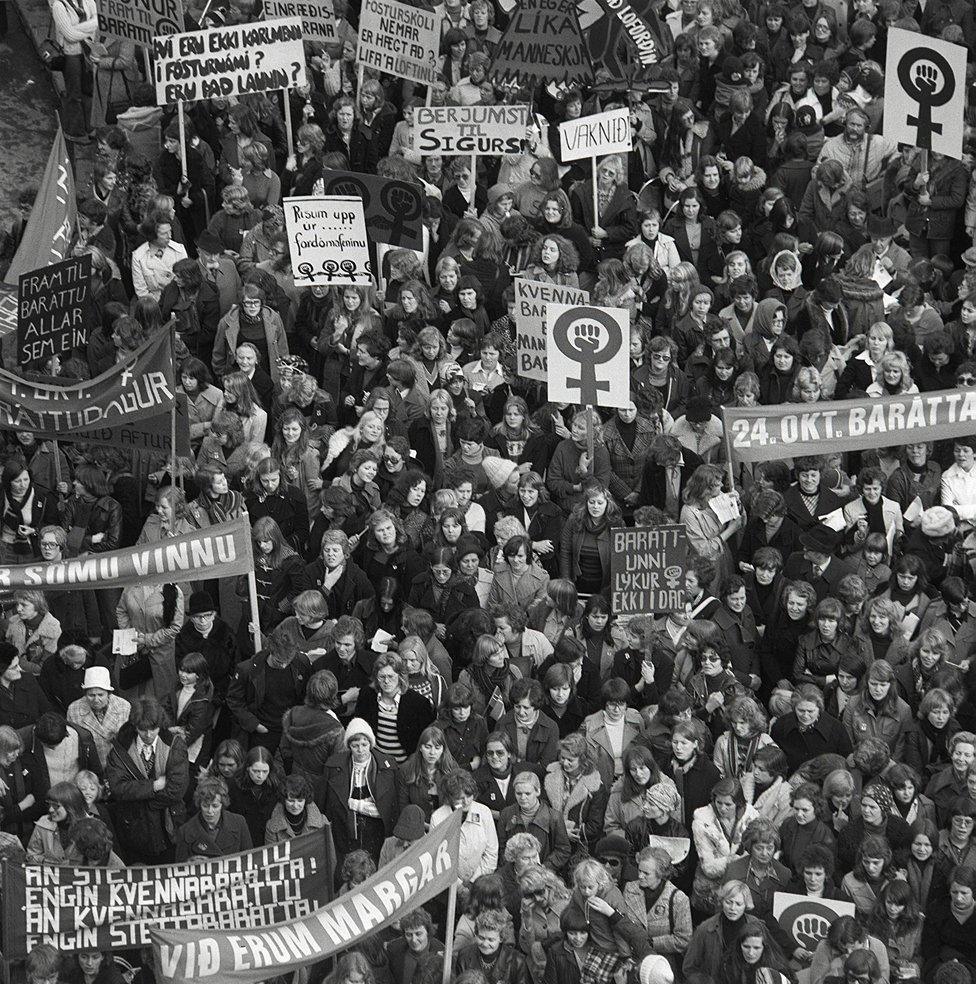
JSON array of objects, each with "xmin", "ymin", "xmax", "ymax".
[
  {"xmin": 515, "ymin": 278, "xmax": 588, "ymax": 383},
  {"xmin": 320, "ymin": 170, "xmax": 424, "ymax": 251},
  {"xmin": 358, "ymin": 0, "xmax": 439, "ymax": 85},
  {"xmin": 560, "ymin": 107, "xmax": 633, "ymax": 162},
  {"xmin": 263, "ymin": 0, "xmax": 336, "ymax": 42},
  {"xmin": 610, "ymin": 525, "xmax": 688, "ymax": 615},
  {"xmin": 414, "ymin": 105, "xmax": 530, "ymax": 155},
  {"xmin": 98, "ymin": 0, "xmax": 185, "ymax": 45},
  {"xmin": 17, "ymin": 255, "xmax": 92, "ymax": 366},
  {"xmin": 152, "ymin": 18, "xmax": 307, "ymax": 104},
  {"xmin": 284, "ymin": 196, "xmax": 372, "ymax": 287}
]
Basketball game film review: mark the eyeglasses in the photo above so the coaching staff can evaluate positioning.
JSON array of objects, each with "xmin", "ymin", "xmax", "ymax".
[
  {"xmin": 959, "ymin": 376, "xmax": 975, "ymax": 384},
  {"xmin": 39, "ymin": 540, "xmax": 59, "ymax": 548},
  {"xmin": 701, "ymin": 652, "xmax": 723, "ymax": 664},
  {"xmin": 652, "ymin": 352, "xmax": 672, "ymax": 361}
]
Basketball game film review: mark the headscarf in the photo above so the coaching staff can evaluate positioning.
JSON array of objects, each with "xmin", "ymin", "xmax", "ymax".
[
  {"xmin": 753, "ymin": 298, "xmax": 787, "ymax": 340},
  {"xmin": 769, "ymin": 249, "xmax": 803, "ymax": 291},
  {"xmin": 863, "ymin": 781, "xmax": 895, "ymax": 818},
  {"xmin": 645, "ymin": 782, "xmax": 680, "ymax": 816}
]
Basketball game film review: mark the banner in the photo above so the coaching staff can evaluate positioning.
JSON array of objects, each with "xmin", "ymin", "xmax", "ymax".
[
  {"xmin": 98, "ymin": 0, "xmax": 185, "ymax": 46},
  {"xmin": 883, "ymin": 28, "xmax": 966, "ymax": 160},
  {"xmin": 589, "ymin": 0, "xmax": 661, "ymax": 66},
  {"xmin": 722, "ymin": 387, "xmax": 976, "ymax": 463},
  {"xmin": 560, "ymin": 107, "xmax": 632, "ymax": 162},
  {"xmin": 152, "ymin": 19, "xmax": 307, "ymax": 104},
  {"xmin": 358, "ymin": 0, "xmax": 439, "ymax": 85},
  {"xmin": 3, "ymin": 130, "xmax": 76, "ymax": 289},
  {"xmin": 610, "ymin": 525, "xmax": 687, "ymax": 615},
  {"xmin": 18, "ymin": 255, "xmax": 92, "ymax": 366},
  {"xmin": 773, "ymin": 893, "xmax": 854, "ymax": 952},
  {"xmin": 546, "ymin": 303, "xmax": 630, "ymax": 408},
  {"xmin": 0, "ymin": 516, "xmax": 251, "ymax": 592},
  {"xmin": 515, "ymin": 278, "xmax": 588, "ymax": 382},
  {"xmin": 414, "ymin": 105, "xmax": 530, "ymax": 155},
  {"xmin": 2, "ymin": 830, "xmax": 332, "ymax": 959},
  {"xmin": 152, "ymin": 810, "xmax": 463, "ymax": 984},
  {"xmin": 320, "ymin": 170, "xmax": 424, "ymax": 251},
  {"xmin": 490, "ymin": 0, "xmax": 593, "ymax": 87},
  {"xmin": 263, "ymin": 0, "xmax": 336, "ymax": 42},
  {"xmin": 284, "ymin": 196, "xmax": 372, "ymax": 286}
]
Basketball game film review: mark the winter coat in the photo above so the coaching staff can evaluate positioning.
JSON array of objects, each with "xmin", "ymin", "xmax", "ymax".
[
  {"xmin": 19, "ymin": 720, "xmax": 103, "ymax": 796},
  {"xmin": 324, "ymin": 749, "xmax": 397, "ymax": 855},
  {"xmin": 568, "ymin": 182, "xmax": 639, "ymax": 261},
  {"xmin": 582, "ymin": 709, "xmax": 646, "ymax": 784},
  {"xmin": 407, "ymin": 572, "xmax": 479, "ymax": 627},
  {"xmin": 561, "ymin": 882, "xmax": 648, "ymax": 957},
  {"xmin": 558, "ymin": 514, "xmax": 611, "ymax": 586},
  {"xmin": 175, "ymin": 619, "xmax": 239, "ymax": 705},
  {"xmin": 174, "ymin": 809, "xmax": 252, "ymax": 860},
  {"xmin": 225, "ymin": 652, "xmax": 311, "ymax": 740},
  {"xmin": 264, "ymin": 799, "xmax": 329, "ymax": 843},
  {"xmin": 498, "ymin": 711, "xmax": 561, "ymax": 770},
  {"xmin": 543, "ymin": 763, "xmax": 608, "ymax": 853},
  {"xmin": 212, "ymin": 306, "xmax": 289, "ymax": 388},
  {"xmin": 58, "ymin": 494, "xmax": 122, "ymax": 554},
  {"xmin": 622, "ymin": 879, "xmax": 693, "ymax": 956},
  {"xmin": 841, "ymin": 693, "xmax": 912, "ymax": 760},
  {"xmin": 105, "ymin": 723, "xmax": 189, "ymax": 860},
  {"xmin": 277, "ymin": 705, "xmax": 344, "ymax": 808},
  {"xmin": 304, "ymin": 559, "xmax": 375, "ymax": 617},
  {"xmin": 160, "ymin": 686, "xmax": 212, "ymax": 763},
  {"xmin": 602, "ymin": 416, "xmax": 661, "ymax": 502},
  {"xmin": 691, "ymin": 803, "xmax": 759, "ymax": 910},
  {"xmin": 498, "ymin": 801, "xmax": 572, "ymax": 872},
  {"xmin": 28, "ymin": 815, "xmax": 82, "ymax": 864},
  {"xmin": 904, "ymin": 158, "xmax": 968, "ymax": 241},
  {"xmin": 355, "ymin": 686, "xmax": 435, "ymax": 755}
]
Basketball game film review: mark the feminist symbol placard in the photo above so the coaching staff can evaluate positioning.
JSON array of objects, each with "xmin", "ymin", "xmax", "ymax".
[
  {"xmin": 546, "ymin": 303, "xmax": 630, "ymax": 408},
  {"xmin": 884, "ymin": 28, "xmax": 966, "ymax": 160}
]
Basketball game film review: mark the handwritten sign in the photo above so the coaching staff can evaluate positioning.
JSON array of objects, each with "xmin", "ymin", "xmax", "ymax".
[
  {"xmin": 152, "ymin": 18, "xmax": 307, "ymax": 104},
  {"xmin": 610, "ymin": 525, "xmax": 688, "ymax": 614},
  {"xmin": 263, "ymin": 0, "xmax": 336, "ymax": 42},
  {"xmin": 98, "ymin": 0, "xmax": 184, "ymax": 45},
  {"xmin": 560, "ymin": 107, "xmax": 633, "ymax": 162},
  {"xmin": 284, "ymin": 196, "xmax": 372, "ymax": 287},
  {"xmin": 515, "ymin": 278, "xmax": 588, "ymax": 383},
  {"xmin": 414, "ymin": 105, "xmax": 530, "ymax": 155},
  {"xmin": 358, "ymin": 0, "xmax": 439, "ymax": 85},
  {"xmin": 17, "ymin": 255, "xmax": 91, "ymax": 367},
  {"xmin": 321, "ymin": 170, "xmax": 424, "ymax": 251}
]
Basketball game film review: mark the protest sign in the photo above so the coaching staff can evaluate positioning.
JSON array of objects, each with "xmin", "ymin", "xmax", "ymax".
[
  {"xmin": 414, "ymin": 105, "xmax": 530, "ymax": 155},
  {"xmin": 3, "ymin": 830, "xmax": 332, "ymax": 959},
  {"xmin": 588, "ymin": 0, "xmax": 662, "ymax": 68},
  {"xmin": 610, "ymin": 525, "xmax": 687, "ymax": 615},
  {"xmin": 284, "ymin": 196, "xmax": 372, "ymax": 287},
  {"xmin": 0, "ymin": 329, "xmax": 174, "ymax": 435},
  {"xmin": 560, "ymin": 107, "xmax": 633, "ymax": 161},
  {"xmin": 320, "ymin": 170, "xmax": 424, "ymax": 251},
  {"xmin": 645, "ymin": 836, "xmax": 690, "ymax": 864},
  {"xmin": 722, "ymin": 387, "xmax": 976, "ymax": 463},
  {"xmin": 883, "ymin": 28, "xmax": 966, "ymax": 160},
  {"xmin": 515, "ymin": 278, "xmax": 588, "ymax": 382},
  {"xmin": 263, "ymin": 0, "xmax": 336, "ymax": 42},
  {"xmin": 546, "ymin": 303, "xmax": 630, "ymax": 408},
  {"xmin": 772, "ymin": 894, "xmax": 854, "ymax": 952},
  {"xmin": 98, "ymin": 0, "xmax": 185, "ymax": 46},
  {"xmin": 17, "ymin": 255, "xmax": 92, "ymax": 366},
  {"xmin": 152, "ymin": 810, "xmax": 464, "ymax": 984},
  {"xmin": 0, "ymin": 517, "xmax": 251, "ymax": 592},
  {"xmin": 358, "ymin": 0, "xmax": 439, "ymax": 85},
  {"xmin": 490, "ymin": 0, "xmax": 593, "ymax": 87},
  {"xmin": 152, "ymin": 19, "xmax": 306, "ymax": 104}
]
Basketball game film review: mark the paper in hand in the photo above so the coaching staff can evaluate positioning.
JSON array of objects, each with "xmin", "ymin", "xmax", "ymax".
[{"xmin": 112, "ymin": 628, "xmax": 138, "ymax": 655}]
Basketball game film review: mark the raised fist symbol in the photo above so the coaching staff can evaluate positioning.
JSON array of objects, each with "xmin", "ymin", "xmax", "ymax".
[
  {"xmin": 914, "ymin": 62, "xmax": 939, "ymax": 95},
  {"xmin": 573, "ymin": 322, "xmax": 601, "ymax": 355},
  {"xmin": 793, "ymin": 914, "xmax": 831, "ymax": 950}
]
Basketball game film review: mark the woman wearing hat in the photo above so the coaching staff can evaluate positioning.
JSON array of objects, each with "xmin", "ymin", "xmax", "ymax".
[
  {"xmin": 66, "ymin": 666, "xmax": 131, "ymax": 769},
  {"xmin": 212, "ymin": 284, "xmax": 289, "ymax": 391},
  {"xmin": 378, "ymin": 802, "xmax": 427, "ymax": 868},
  {"xmin": 324, "ymin": 717, "xmax": 397, "ymax": 862},
  {"xmin": 837, "ymin": 780, "xmax": 912, "ymax": 873}
]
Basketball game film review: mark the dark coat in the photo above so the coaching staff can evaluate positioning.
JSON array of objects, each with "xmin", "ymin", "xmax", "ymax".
[
  {"xmin": 558, "ymin": 513, "xmax": 611, "ymax": 586},
  {"xmin": 174, "ymin": 809, "xmax": 252, "ymax": 860},
  {"xmin": 474, "ymin": 760, "xmax": 546, "ymax": 817},
  {"xmin": 638, "ymin": 449, "xmax": 704, "ymax": 516},
  {"xmin": 498, "ymin": 800, "xmax": 572, "ymax": 871},
  {"xmin": 496, "ymin": 710, "xmax": 561, "ymax": 769},
  {"xmin": 664, "ymin": 755, "xmax": 721, "ymax": 829},
  {"xmin": 58, "ymin": 494, "xmax": 122, "ymax": 553},
  {"xmin": 0, "ymin": 753, "xmax": 39, "ymax": 836},
  {"xmin": 324, "ymin": 125, "xmax": 378, "ymax": 175},
  {"xmin": 229, "ymin": 780, "xmax": 279, "ymax": 847},
  {"xmin": 304, "ymin": 559, "xmax": 375, "ymax": 618},
  {"xmin": 770, "ymin": 710, "xmax": 852, "ymax": 773},
  {"xmin": 225, "ymin": 652, "xmax": 311, "ymax": 739},
  {"xmin": 105, "ymin": 723, "xmax": 189, "ymax": 860},
  {"xmin": 277, "ymin": 705, "xmax": 345, "ymax": 808},
  {"xmin": 714, "ymin": 111, "xmax": 767, "ymax": 167},
  {"xmin": 499, "ymin": 502, "xmax": 564, "ymax": 578},
  {"xmin": 175, "ymin": 618, "xmax": 239, "ymax": 704},
  {"xmin": 386, "ymin": 937, "xmax": 444, "ymax": 984},
  {"xmin": 904, "ymin": 158, "xmax": 968, "ymax": 242},
  {"xmin": 244, "ymin": 487, "xmax": 310, "ymax": 554},
  {"xmin": 455, "ymin": 943, "xmax": 529, "ymax": 984},
  {"xmin": 783, "ymin": 550, "xmax": 854, "ymax": 601},
  {"xmin": 324, "ymin": 748, "xmax": 398, "ymax": 855},
  {"xmin": 569, "ymin": 181, "xmax": 640, "ymax": 261},
  {"xmin": 406, "ymin": 572, "xmax": 479, "ymax": 627},
  {"xmin": 781, "ymin": 486, "xmax": 845, "ymax": 534},
  {"xmin": 160, "ymin": 686, "xmax": 213, "ymax": 762},
  {"xmin": 19, "ymin": 722, "xmax": 103, "ymax": 798},
  {"xmin": 355, "ymin": 686, "xmax": 435, "ymax": 755},
  {"xmin": 0, "ymin": 676, "xmax": 51, "ymax": 731}
]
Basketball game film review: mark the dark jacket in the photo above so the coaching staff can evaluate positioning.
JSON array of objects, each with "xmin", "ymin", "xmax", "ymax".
[
  {"xmin": 664, "ymin": 755, "xmax": 721, "ymax": 829},
  {"xmin": 324, "ymin": 747, "xmax": 398, "ymax": 854},
  {"xmin": 174, "ymin": 808, "xmax": 252, "ymax": 860},
  {"xmin": 770, "ymin": 710, "xmax": 852, "ymax": 773},
  {"xmin": 714, "ymin": 111, "xmax": 767, "ymax": 167},
  {"xmin": 498, "ymin": 801, "xmax": 572, "ymax": 871},
  {"xmin": 19, "ymin": 721, "xmax": 103, "ymax": 798},
  {"xmin": 406, "ymin": 572, "xmax": 479, "ymax": 627},
  {"xmin": 455, "ymin": 943, "xmax": 529, "ymax": 984},
  {"xmin": 355, "ymin": 686, "xmax": 435, "ymax": 755},
  {"xmin": 558, "ymin": 513, "xmax": 611, "ymax": 586},
  {"xmin": 304, "ymin": 559, "xmax": 375, "ymax": 617},
  {"xmin": 904, "ymin": 158, "xmax": 968, "ymax": 242},
  {"xmin": 277, "ymin": 705, "xmax": 345, "ymax": 808},
  {"xmin": 160, "ymin": 686, "xmax": 213, "ymax": 763},
  {"xmin": 58, "ymin": 494, "xmax": 122, "ymax": 553},
  {"xmin": 781, "ymin": 486, "xmax": 845, "ymax": 534},
  {"xmin": 324, "ymin": 125, "xmax": 378, "ymax": 175},
  {"xmin": 105, "ymin": 723, "xmax": 189, "ymax": 860},
  {"xmin": 229, "ymin": 780, "xmax": 279, "ymax": 847},
  {"xmin": 496, "ymin": 710, "xmax": 561, "ymax": 769},
  {"xmin": 474, "ymin": 760, "xmax": 546, "ymax": 817},
  {"xmin": 499, "ymin": 502, "xmax": 564, "ymax": 579},
  {"xmin": 225, "ymin": 652, "xmax": 311, "ymax": 739},
  {"xmin": 175, "ymin": 618, "xmax": 239, "ymax": 704},
  {"xmin": 0, "ymin": 753, "xmax": 39, "ymax": 836},
  {"xmin": 569, "ymin": 181, "xmax": 640, "ymax": 261},
  {"xmin": 386, "ymin": 937, "xmax": 444, "ymax": 984},
  {"xmin": 0, "ymin": 675, "xmax": 51, "ymax": 731},
  {"xmin": 245, "ymin": 487, "xmax": 310, "ymax": 554}
]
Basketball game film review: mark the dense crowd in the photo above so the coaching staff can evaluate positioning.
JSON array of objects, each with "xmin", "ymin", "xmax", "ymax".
[{"xmin": 3, "ymin": 0, "xmax": 976, "ymax": 983}]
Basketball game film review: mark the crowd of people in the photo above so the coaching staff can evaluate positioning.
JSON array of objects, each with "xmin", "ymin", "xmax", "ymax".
[{"xmin": 3, "ymin": 0, "xmax": 976, "ymax": 983}]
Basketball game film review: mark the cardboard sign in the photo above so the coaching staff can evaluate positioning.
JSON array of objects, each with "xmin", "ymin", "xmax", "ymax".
[
  {"xmin": 98, "ymin": 0, "xmax": 185, "ymax": 45},
  {"xmin": 320, "ymin": 170, "xmax": 424, "ymax": 251},
  {"xmin": 515, "ymin": 278, "xmax": 588, "ymax": 383},
  {"xmin": 490, "ymin": 0, "xmax": 593, "ymax": 87},
  {"xmin": 545, "ymin": 302, "xmax": 630, "ymax": 408},
  {"xmin": 883, "ymin": 28, "xmax": 966, "ymax": 160},
  {"xmin": 17, "ymin": 255, "xmax": 92, "ymax": 367},
  {"xmin": 358, "ymin": 0, "xmax": 439, "ymax": 85},
  {"xmin": 560, "ymin": 107, "xmax": 633, "ymax": 162},
  {"xmin": 414, "ymin": 105, "xmax": 530, "ymax": 155},
  {"xmin": 263, "ymin": 0, "xmax": 336, "ymax": 42},
  {"xmin": 773, "ymin": 893, "xmax": 855, "ymax": 952},
  {"xmin": 610, "ymin": 525, "xmax": 688, "ymax": 615},
  {"xmin": 645, "ymin": 836, "xmax": 691, "ymax": 863},
  {"xmin": 152, "ymin": 18, "xmax": 307, "ymax": 104},
  {"xmin": 284, "ymin": 196, "xmax": 372, "ymax": 287}
]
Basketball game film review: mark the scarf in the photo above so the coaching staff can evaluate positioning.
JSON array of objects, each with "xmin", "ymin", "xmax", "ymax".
[
  {"xmin": 730, "ymin": 735, "xmax": 760, "ymax": 777},
  {"xmin": 769, "ymin": 250, "xmax": 803, "ymax": 291},
  {"xmin": 919, "ymin": 714, "xmax": 950, "ymax": 765},
  {"xmin": 642, "ymin": 880, "xmax": 668, "ymax": 912},
  {"xmin": 286, "ymin": 806, "xmax": 307, "ymax": 833}
]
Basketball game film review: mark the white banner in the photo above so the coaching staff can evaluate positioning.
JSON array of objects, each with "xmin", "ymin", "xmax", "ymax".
[
  {"xmin": 358, "ymin": 0, "xmax": 439, "ymax": 85},
  {"xmin": 559, "ymin": 107, "xmax": 633, "ymax": 162},
  {"xmin": 284, "ymin": 196, "xmax": 372, "ymax": 287},
  {"xmin": 414, "ymin": 105, "xmax": 530, "ymax": 155}
]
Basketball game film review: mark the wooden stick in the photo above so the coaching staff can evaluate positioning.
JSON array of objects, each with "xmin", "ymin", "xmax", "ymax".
[
  {"xmin": 470, "ymin": 153, "xmax": 477, "ymax": 217},
  {"xmin": 585, "ymin": 405, "xmax": 595, "ymax": 477},
  {"xmin": 52, "ymin": 441, "xmax": 63, "ymax": 486},
  {"xmin": 439, "ymin": 877, "xmax": 459, "ymax": 984},
  {"xmin": 283, "ymin": 89, "xmax": 294, "ymax": 159},
  {"xmin": 176, "ymin": 101, "xmax": 189, "ymax": 182},
  {"xmin": 142, "ymin": 46, "xmax": 152, "ymax": 85},
  {"xmin": 247, "ymin": 570, "xmax": 263, "ymax": 653},
  {"xmin": 591, "ymin": 155, "xmax": 600, "ymax": 235}
]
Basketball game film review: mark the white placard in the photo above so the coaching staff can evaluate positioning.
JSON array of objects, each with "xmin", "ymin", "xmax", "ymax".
[
  {"xmin": 515, "ymin": 278, "xmax": 588, "ymax": 383},
  {"xmin": 883, "ymin": 27, "xmax": 966, "ymax": 160},
  {"xmin": 263, "ymin": 0, "xmax": 336, "ymax": 42},
  {"xmin": 284, "ymin": 196, "xmax": 372, "ymax": 287},
  {"xmin": 358, "ymin": 0, "xmax": 440, "ymax": 85},
  {"xmin": 559, "ymin": 107, "xmax": 633, "ymax": 162},
  {"xmin": 414, "ymin": 105, "xmax": 530, "ymax": 155},
  {"xmin": 152, "ymin": 18, "xmax": 307, "ymax": 104}
]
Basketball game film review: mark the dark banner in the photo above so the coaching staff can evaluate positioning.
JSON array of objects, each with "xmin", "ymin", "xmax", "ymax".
[
  {"xmin": 610, "ymin": 524, "xmax": 688, "ymax": 614},
  {"xmin": 0, "ymin": 329, "xmax": 174, "ymax": 434},
  {"xmin": 2, "ymin": 829, "xmax": 334, "ymax": 959},
  {"xmin": 18, "ymin": 254, "xmax": 92, "ymax": 367},
  {"xmin": 320, "ymin": 169, "xmax": 424, "ymax": 251}
]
